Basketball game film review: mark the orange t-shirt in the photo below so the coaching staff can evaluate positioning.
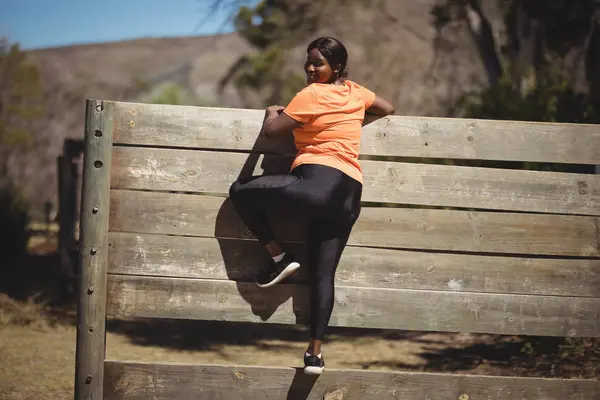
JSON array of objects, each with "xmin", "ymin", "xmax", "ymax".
[{"xmin": 282, "ymin": 79, "xmax": 376, "ymax": 184}]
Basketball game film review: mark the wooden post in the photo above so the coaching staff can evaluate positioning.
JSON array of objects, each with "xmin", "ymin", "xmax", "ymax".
[
  {"xmin": 74, "ymin": 99, "xmax": 113, "ymax": 400},
  {"xmin": 58, "ymin": 153, "xmax": 79, "ymax": 282}
]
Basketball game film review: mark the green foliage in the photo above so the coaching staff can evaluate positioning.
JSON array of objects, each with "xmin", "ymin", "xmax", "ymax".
[
  {"xmin": 0, "ymin": 38, "xmax": 44, "ymax": 198},
  {"xmin": 235, "ymin": 1, "xmax": 320, "ymax": 49},
  {"xmin": 223, "ymin": 0, "xmax": 321, "ymax": 106},
  {"xmin": 150, "ymin": 83, "xmax": 217, "ymax": 107},
  {"xmin": 460, "ymin": 60, "xmax": 595, "ymax": 123},
  {"xmin": 458, "ymin": 0, "xmax": 600, "ymax": 125},
  {"xmin": 0, "ymin": 184, "xmax": 29, "ymax": 276},
  {"xmin": 150, "ymin": 84, "xmax": 189, "ymax": 105},
  {"xmin": 0, "ymin": 38, "xmax": 43, "ymax": 274},
  {"xmin": 429, "ymin": 0, "xmax": 599, "ymax": 174},
  {"xmin": 226, "ymin": 0, "xmax": 600, "ymax": 125},
  {"xmin": 0, "ymin": 39, "xmax": 43, "ymax": 152},
  {"xmin": 459, "ymin": 57, "xmax": 597, "ymax": 173},
  {"xmin": 232, "ymin": 46, "xmax": 305, "ymax": 105},
  {"xmin": 233, "ymin": 47, "xmax": 283, "ymax": 91},
  {"xmin": 503, "ymin": 0, "xmax": 597, "ymax": 56}
]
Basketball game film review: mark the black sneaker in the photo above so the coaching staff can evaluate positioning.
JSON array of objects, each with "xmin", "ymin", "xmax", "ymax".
[
  {"xmin": 303, "ymin": 353, "xmax": 325, "ymax": 375},
  {"xmin": 255, "ymin": 253, "xmax": 300, "ymax": 288}
]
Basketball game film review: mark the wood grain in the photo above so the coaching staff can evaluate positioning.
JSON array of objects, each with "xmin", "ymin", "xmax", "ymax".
[
  {"xmin": 108, "ymin": 190, "xmax": 600, "ymax": 257},
  {"xmin": 103, "ymin": 361, "xmax": 600, "ymax": 400},
  {"xmin": 74, "ymin": 99, "xmax": 113, "ymax": 400},
  {"xmin": 112, "ymin": 101, "xmax": 600, "ymax": 164},
  {"xmin": 107, "ymin": 232, "xmax": 600, "ymax": 297},
  {"xmin": 110, "ymin": 146, "xmax": 600, "ymax": 215},
  {"xmin": 105, "ymin": 275, "xmax": 600, "ymax": 337}
]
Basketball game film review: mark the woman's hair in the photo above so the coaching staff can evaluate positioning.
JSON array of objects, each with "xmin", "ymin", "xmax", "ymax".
[{"xmin": 307, "ymin": 37, "xmax": 348, "ymax": 79}]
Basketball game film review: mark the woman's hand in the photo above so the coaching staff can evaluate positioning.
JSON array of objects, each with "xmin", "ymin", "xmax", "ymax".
[
  {"xmin": 366, "ymin": 96, "xmax": 395, "ymax": 116},
  {"xmin": 260, "ymin": 105, "xmax": 301, "ymax": 137},
  {"xmin": 266, "ymin": 105, "xmax": 285, "ymax": 115}
]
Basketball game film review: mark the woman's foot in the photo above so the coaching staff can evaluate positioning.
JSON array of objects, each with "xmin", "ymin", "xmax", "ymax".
[
  {"xmin": 303, "ymin": 352, "xmax": 325, "ymax": 375},
  {"xmin": 255, "ymin": 253, "xmax": 300, "ymax": 288}
]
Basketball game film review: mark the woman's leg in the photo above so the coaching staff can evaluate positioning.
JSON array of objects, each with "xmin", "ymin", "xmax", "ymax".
[
  {"xmin": 229, "ymin": 165, "xmax": 348, "ymax": 248},
  {"xmin": 230, "ymin": 165, "xmax": 342, "ymax": 282},
  {"xmin": 302, "ymin": 218, "xmax": 355, "ymax": 375},
  {"xmin": 229, "ymin": 174, "xmax": 300, "ymax": 253},
  {"xmin": 230, "ymin": 171, "xmax": 330, "ymax": 287},
  {"xmin": 301, "ymin": 168, "xmax": 362, "ymax": 374},
  {"xmin": 229, "ymin": 174, "xmax": 304, "ymax": 287},
  {"xmin": 306, "ymin": 219, "xmax": 352, "ymax": 354}
]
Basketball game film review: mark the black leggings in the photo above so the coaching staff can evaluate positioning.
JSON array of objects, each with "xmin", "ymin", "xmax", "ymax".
[{"xmin": 229, "ymin": 164, "xmax": 362, "ymax": 340}]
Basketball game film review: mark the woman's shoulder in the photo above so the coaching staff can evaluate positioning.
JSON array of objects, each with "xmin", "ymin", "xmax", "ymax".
[
  {"xmin": 300, "ymin": 80, "xmax": 371, "ymax": 99},
  {"xmin": 343, "ymin": 79, "xmax": 369, "ymax": 90},
  {"xmin": 297, "ymin": 84, "xmax": 318, "ymax": 94},
  {"xmin": 306, "ymin": 80, "xmax": 362, "ymax": 94},
  {"xmin": 290, "ymin": 84, "xmax": 318, "ymax": 100},
  {"xmin": 344, "ymin": 79, "xmax": 359, "ymax": 85}
]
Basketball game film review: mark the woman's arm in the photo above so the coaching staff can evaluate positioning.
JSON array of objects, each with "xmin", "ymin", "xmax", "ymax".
[
  {"xmin": 363, "ymin": 95, "xmax": 395, "ymax": 127},
  {"xmin": 366, "ymin": 95, "xmax": 395, "ymax": 116},
  {"xmin": 261, "ymin": 106, "xmax": 302, "ymax": 137}
]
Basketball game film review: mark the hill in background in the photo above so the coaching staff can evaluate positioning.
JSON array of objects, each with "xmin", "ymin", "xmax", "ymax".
[{"xmin": 23, "ymin": 0, "xmax": 503, "ymax": 216}]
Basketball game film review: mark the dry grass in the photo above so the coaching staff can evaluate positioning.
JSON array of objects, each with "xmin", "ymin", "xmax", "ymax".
[
  {"xmin": 1, "ymin": 289, "xmax": 599, "ymax": 400},
  {"xmin": 0, "ymin": 296, "xmax": 428, "ymax": 400},
  {"xmin": 0, "ymin": 293, "xmax": 71, "ymax": 400},
  {"xmin": 0, "ymin": 318, "xmax": 75, "ymax": 400},
  {"xmin": 0, "ymin": 302, "xmax": 456, "ymax": 400}
]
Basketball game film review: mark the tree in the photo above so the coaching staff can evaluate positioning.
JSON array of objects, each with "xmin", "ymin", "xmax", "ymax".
[
  {"xmin": 0, "ymin": 38, "xmax": 44, "ymax": 187},
  {"xmin": 429, "ymin": 0, "xmax": 600, "ymax": 174},
  {"xmin": 433, "ymin": 0, "xmax": 600, "ymax": 124},
  {"xmin": 207, "ymin": 0, "xmax": 600, "ymax": 126},
  {"xmin": 216, "ymin": 0, "xmax": 322, "ymax": 107},
  {"xmin": 0, "ymin": 38, "xmax": 44, "ymax": 275}
]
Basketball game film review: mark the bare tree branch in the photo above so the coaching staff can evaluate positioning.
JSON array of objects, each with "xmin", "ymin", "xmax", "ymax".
[
  {"xmin": 194, "ymin": 0, "xmax": 255, "ymax": 34},
  {"xmin": 462, "ymin": 0, "xmax": 503, "ymax": 85}
]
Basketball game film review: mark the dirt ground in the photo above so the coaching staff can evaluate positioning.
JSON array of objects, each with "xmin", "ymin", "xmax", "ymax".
[{"xmin": 0, "ymin": 239, "xmax": 598, "ymax": 400}]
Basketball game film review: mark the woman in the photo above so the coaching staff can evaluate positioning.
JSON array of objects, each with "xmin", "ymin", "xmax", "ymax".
[{"xmin": 229, "ymin": 36, "xmax": 395, "ymax": 375}]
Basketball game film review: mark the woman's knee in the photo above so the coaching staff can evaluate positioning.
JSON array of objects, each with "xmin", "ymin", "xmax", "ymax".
[{"xmin": 229, "ymin": 180, "xmax": 242, "ymax": 200}]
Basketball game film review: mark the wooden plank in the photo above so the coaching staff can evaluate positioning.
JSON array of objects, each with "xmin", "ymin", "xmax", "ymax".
[
  {"xmin": 74, "ymin": 99, "xmax": 113, "ymax": 400},
  {"xmin": 110, "ymin": 146, "xmax": 600, "ymax": 215},
  {"xmin": 104, "ymin": 361, "xmax": 600, "ymax": 400},
  {"xmin": 112, "ymin": 101, "xmax": 600, "ymax": 164},
  {"xmin": 109, "ymin": 190, "xmax": 600, "ymax": 257},
  {"xmin": 107, "ymin": 233, "xmax": 600, "ymax": 297},
  {"xmin": 105, "ymin": 275, "xmax": 600, "ymax": 337}
]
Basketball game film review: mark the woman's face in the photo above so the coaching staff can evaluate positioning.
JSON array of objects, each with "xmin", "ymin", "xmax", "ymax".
[{"xmin": 304, "ymin": 48, "xmax": 337, "ymax": 84}]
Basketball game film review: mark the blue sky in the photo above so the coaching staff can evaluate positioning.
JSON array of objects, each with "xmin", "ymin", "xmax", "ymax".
[{"xmin": 0, "ymin": 0, "xmax": 259, "ymax": 50}]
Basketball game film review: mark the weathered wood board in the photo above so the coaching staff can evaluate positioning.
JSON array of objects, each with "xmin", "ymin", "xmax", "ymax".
[
  {"xmin": 109, "ymin": 190, "xmax": 600, "ymax": 257},
  {"xmin": 106, "ymin": 275, "xmax": 600, "ymax": 337},
  {"xmin": 112, "ymin": 101, "xmax": 600, "ymax": 165},
  {"xmin": 110, "ymin": 146, "xmax": 600, "ymax": 215},
  {"xmin": 108, "ymin": 232, "xmax": 600, "ymax": 297},
  {"xmin": 103, "ymin": 361, "xmax": 600, "ymax": 400}
]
